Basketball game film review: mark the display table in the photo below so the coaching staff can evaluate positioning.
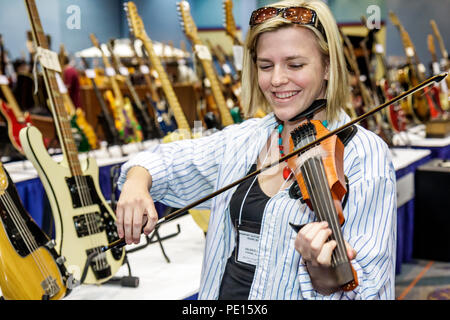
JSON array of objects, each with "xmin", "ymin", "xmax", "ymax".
[
  {"xmin": 390, "ymin": 148, "xmax": 433, "ymax": 274},
  {"xmin": 393, "ymin": 124, "xmax": 450, "ymax": 159}
]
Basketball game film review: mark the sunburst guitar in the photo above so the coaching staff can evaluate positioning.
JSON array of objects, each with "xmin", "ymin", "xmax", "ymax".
[{"xmin": 0, "ymin": 162, "xmax": 72, "ymax": 300}]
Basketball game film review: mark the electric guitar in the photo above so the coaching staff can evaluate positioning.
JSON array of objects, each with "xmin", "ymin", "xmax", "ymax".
[
  {"xmin": 80, "ymin": 57, "xmax": 124, "ymax": 147},
  {"xmin": 0, "ymin": 35, "xmax": 32, "ymax": 154},
  {"xmin": 125, "ymin": 1, "xmax": 192, "ymax": 141},
  {"xmin": 58, "ymin": 44, "xmax": 98, "ymax": 151},
  {"xmin": 125, "ymin": 1, "xmax": 210, "ymax": 232},
  {"xmin": 21, "ymin": 0, "xmax": 125, "ymax": 285},
  {"xmin": 107, "ymin": 39, "xmax": 159, "ymax": 141},
  {"xmin": 90, "ymin": 33, "xmax": 142, "ymax": 143},
  {"xmin": 177, "ymin": 0, "xmax": 234, "ymax": 127},
  {"xmin": 130, "ymin": 38, "xmax": 176, "ymax": 136},
  {"xmin": 430, "ymin": 19, "xmax": 450, "ymax": 100},
  {"xmin": 0, "ymin": 162, "xmax": 73, "ymax": 300},
  {"xmin": 389, "ymin": 11, "xmax": 439, "ymax": 122},
  {"xmin": 427, "ymin": 34, "xmax": 448, "ymax": 112}
]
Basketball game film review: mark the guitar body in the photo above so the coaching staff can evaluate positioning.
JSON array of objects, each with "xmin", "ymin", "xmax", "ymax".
[
  {"xmin": 148, "ymin": 97, "xmax": 177, "ymax": 135},
  {"xmin": 69, "ymin": 114, "xmax": 90, "ymax": 152},
  {"xmin": 19, "ymin": 126, "xmax": 125, "ymax": 284},
  {"xmin": 0, "ymin": 100, "xmax": 32, "ymax": 153},
  {"xmin": 0, "ymin": 165, "xmax": 69, "ymax": 300},
  {"xmin": 74, "ymin": 108, "xmax": 98, "ymax": 150}
]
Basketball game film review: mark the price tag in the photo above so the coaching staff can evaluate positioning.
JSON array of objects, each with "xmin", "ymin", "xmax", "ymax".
[
  {"xmin": 105, "ymin": 67, "xmax": 116, "ymax": 77},
  {"xmin": 195, "ymin": 44, "xmax": 212, "ymax": 61},
  {"xmin": 0, "ymin": 75, "xmax": 9, "ymax": 85},
  {"xmin": 405, "ymin": 47, "xmax": 414, "ymax": 57},
  {"xmin": 37, "ymin": 47, "xmax": 62, "ymax": 72},
  {"xmin": 375, "ymin": 43, "xmax": 384, "ymax": 54},
  {"xmin": 222, "ymin": 63, "xmax": 232, "ymax": 74},
  {"xmin": 85, "ymin": 69, "xmax": 96, "ymax": 79},
  {"xmin": 232, "ymin": 45, "xmax": 243, "ymax": 71},
  {"xmin": 140, "ymin": 65, "xmax": 150, "ymax": 74},
  {"xmin": 55, "ymin": 73, "xmax": 68, "ymax": 94},
  {"xmin": 119, "ymin": 66, "xmax": 129, "ymax": 76}
]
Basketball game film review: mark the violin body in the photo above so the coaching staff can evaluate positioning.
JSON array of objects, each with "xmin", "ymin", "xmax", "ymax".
[{"xmin": 287, "ymin": 120, "xmax": 358, "ymax": 291}]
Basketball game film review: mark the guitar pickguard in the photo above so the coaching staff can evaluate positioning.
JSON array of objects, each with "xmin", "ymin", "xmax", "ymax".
[{"xmin": 19, "ymin": 126, "xmax": 124, "ymax": 284}]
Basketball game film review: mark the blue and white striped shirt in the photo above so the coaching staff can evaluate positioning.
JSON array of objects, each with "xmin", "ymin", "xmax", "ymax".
[{"xmin": 118, "ymin": 111, "xmax": 397, "ymax": 300}]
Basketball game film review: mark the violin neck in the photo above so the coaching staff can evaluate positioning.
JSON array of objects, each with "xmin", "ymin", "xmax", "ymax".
[{"xmin": 301, "ymin": 157, "xmax": 354, "ymax": 286}]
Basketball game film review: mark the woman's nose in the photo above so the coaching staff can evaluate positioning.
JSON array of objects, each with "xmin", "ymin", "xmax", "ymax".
[{"xmin": 271, "ymin": 66, "xmax": 288, "ymax": 86}]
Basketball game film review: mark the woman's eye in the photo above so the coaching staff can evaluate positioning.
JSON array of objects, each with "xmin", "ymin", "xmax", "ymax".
[
  {"xmin": 290, "ymin": 64, "xmax": 304, "ymax": 69},
  {"xmin": 258, "ymin": 64, "xmax": 272, "ymax": 70}
]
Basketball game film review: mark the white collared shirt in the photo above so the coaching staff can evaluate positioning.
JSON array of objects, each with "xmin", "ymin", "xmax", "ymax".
[{"xmin": 118, "ymin": 111, "xmax": 397, "ymax": 300}]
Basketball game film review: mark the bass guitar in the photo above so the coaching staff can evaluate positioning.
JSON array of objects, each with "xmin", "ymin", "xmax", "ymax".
[
  {"xmin": 21, "ymin": 0, "xmax": 125, "ymax": 285},
  {"xmin": 0, "ymin": 162, "xmax": 73, "ymax": 300}
]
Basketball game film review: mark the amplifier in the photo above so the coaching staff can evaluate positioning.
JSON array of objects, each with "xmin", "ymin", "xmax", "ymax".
[{"xmin": 413, "ymin": 159, "xmax": 450, "ymax": 262}]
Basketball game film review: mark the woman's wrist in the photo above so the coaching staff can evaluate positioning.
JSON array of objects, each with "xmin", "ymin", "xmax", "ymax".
[{"xmin": 126, "ymin": 165, "xmax": 152, "ymax": 190}]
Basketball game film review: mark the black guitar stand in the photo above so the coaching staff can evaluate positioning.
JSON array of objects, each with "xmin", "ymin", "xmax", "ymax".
[{"xmin": 110, "ymin": 164, "xmax": 183, "ymax": 263}]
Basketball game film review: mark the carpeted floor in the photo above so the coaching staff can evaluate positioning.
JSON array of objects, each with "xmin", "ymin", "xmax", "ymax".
[{"xmin": 395, "ymin": 259, "xmax": 450, "ymax": 300}]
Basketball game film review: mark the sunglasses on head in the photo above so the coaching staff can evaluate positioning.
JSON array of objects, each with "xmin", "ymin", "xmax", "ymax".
[{"xmin": 249, "ymin": 6, "xmax": 326, "ymax": 39}]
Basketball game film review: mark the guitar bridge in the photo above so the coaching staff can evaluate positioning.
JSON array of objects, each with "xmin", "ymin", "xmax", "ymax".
[
  {"xmin": 86, "ymin": 246, "xmax": 112, "ymax": 280},
  {"xmin": 41, "ymin": 276, "xmax": 60, "ymax": 298}
]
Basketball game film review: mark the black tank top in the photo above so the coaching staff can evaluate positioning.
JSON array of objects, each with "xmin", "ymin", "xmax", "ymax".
[{"xmin": 218, "ymin": 164, "xmax": 270, "ymax": 300}]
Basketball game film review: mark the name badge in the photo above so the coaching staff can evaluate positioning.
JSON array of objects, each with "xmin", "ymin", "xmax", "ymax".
[{"xmin": 235, "ymin": 220, "xmax": 261, "ymax": 267}]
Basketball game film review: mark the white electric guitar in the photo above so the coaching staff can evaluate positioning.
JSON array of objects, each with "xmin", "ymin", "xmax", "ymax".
[{"xmin": 20, "ymin": 0, "xmax": 124, "ymax": 284}]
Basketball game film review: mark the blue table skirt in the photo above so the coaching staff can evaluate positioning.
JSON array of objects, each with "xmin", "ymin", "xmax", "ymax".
[{"xmin": 394, "ymin": 153, "xmax": 433, "ymax": 274}]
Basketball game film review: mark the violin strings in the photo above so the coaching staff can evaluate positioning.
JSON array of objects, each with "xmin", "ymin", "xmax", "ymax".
[{"xmin": 296, "ymin": 124, "xmax": 348, "ymax": 265}]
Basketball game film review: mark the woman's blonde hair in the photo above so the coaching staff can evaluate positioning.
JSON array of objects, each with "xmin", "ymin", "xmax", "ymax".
[{"xmin": 241, "ymin": 0, "xmax": 349, "ymax": 122}]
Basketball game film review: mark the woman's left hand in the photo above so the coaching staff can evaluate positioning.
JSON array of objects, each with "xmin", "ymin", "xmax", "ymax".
[{"xmin": 294, "ymin": 221, "xmax": 357, "ymax": 294}]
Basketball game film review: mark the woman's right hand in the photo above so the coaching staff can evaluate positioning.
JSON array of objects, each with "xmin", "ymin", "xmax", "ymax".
[{"xmin": 115, "ymin": 166, "xmax": 159, "ymax": 244}]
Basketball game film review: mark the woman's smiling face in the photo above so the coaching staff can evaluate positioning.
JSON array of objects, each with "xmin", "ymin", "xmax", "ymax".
[{"xmin": 256, "ymin": 26, "xmax": 329, "ymax": 122}]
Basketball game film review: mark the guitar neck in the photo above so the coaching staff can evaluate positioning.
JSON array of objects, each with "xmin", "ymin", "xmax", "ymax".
[
  {"xmin": 25, "ymin": 0, "xmax": 82, "ymax": 176},
  {"xmin": 141, "ymin": 39, "xmax": 190, "ymax": 131},
  {"xmin": 196, "ymin": 51, "xmax": 234, "ymax": 126}
]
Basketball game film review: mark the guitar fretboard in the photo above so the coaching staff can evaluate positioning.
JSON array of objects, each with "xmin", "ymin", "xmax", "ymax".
[{"xmin": 24, "ymin": 0, "xmax": 82, "ymax": 176}]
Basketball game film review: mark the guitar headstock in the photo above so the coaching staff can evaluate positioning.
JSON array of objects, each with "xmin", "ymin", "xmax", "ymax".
[
  {"xmin": 223, "ymin": 0, "xmax": 238, "ymax": 43},
  {"xmin": 0, "ymin": 163, "xmax": 8, "ymax": 195},
  {"xmin": 124, "ymin": 1, "xmax": 149, "ymax": 42},
  {"xmin": 177, "ymin": 1, "xmax": 199, "ymax": 44},
  {"xmin": 427, "ymin": 34, "xmax": 436, "ymax": 59},
  {"xmin": 90, "ymin": 33, "xmax": 101, "ymax": 49},
  {"xmin": 388, "ymin": 11, "xmax": 401, "ymax": 29}
]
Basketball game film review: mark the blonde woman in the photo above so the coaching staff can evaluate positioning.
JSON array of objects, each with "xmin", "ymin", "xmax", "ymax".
[{"xmin": 116, "ymin": 0, "xmax": 396, "ymax": 299}]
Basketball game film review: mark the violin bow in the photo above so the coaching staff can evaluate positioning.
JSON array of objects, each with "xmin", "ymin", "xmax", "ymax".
[{"xmin": 103, "ymin": 72, "xmax": 447, "ymax": 252}]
